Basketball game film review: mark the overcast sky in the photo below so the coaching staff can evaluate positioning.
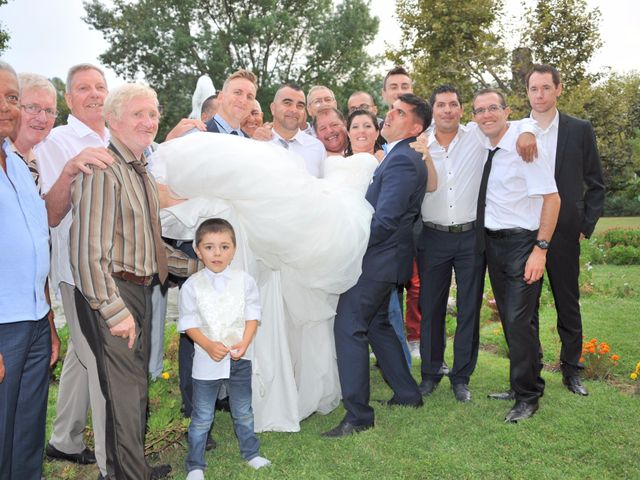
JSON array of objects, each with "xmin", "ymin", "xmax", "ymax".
[{"xmin": 1, "ymin": 0, "xmax": 638, "ymax": 90}]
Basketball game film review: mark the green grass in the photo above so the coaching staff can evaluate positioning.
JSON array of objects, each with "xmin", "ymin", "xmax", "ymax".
[
  {"xmin": 43, "ymin": 264, "xmax": 640, "ymax": 480},
  {"xmin": 594, "ymin": 216, "xmax": 640, "ymax": 236}
]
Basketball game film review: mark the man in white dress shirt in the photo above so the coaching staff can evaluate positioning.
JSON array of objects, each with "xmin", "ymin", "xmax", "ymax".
[
  {"xmin": 474, "ymin": 88, "xmax": 560, "ymax": 423},
  {"xmin": 416, "ymin": 85, "xmax": 538, "ymax": 403},
  {"xmin": 37, "ymin": 63, "xmax": 114, "ymax": 477},
  {"xmin": 269, "ymin": 84, "xmax": 325, "ymax": 177}
]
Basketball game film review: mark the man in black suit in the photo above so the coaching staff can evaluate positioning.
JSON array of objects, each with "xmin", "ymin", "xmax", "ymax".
[
  {"xmin": 205, "ymin": 69, "xmax": 257, "ymax": 137},
  {"xmin": 323, "ymin": 94, "xmax": 430, "ymax": 438},
  {"xmin": 526, "ymin": 64, "xmax": 605, "ymax": 396}
]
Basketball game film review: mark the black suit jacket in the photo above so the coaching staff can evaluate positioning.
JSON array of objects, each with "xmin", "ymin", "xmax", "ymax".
[{"xmin": 554, "ymin": 112, "xmax": 605, "ymax": 238}]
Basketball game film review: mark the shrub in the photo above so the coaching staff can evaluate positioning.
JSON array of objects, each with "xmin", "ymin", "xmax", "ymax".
[
  {"xmin": 606, "ymin": 245, "xmax": 640, "ymax": 265},
  {"xmin": 602, "ymin": 228, "xmax": 640, "ymax": 248},
  {"xmin": 581, "ymin": 238, "xmax": 606, "ymax": 264},
  {"xmin": 603, "ymin": 195, "xmax": 640, "ymax": 216}
]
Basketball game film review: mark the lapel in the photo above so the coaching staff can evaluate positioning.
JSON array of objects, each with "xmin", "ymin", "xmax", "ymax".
[{"xmin": 555, "ymin": 112, "xmax": 570, "ymax": 178}]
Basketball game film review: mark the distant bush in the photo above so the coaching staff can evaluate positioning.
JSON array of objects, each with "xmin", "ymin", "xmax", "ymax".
[
  {"xmin": 604, "ymin": 196, "xmax": 640, "ymax": 216},
  {"xmin": 606, "ymin": 245, "xmax": 640, "ymax": 265},
  {"xmin": 603, "ymin": 228, "xmax": 640, "ymax": 248},
  {"xmin": 581, "ymin": 238, "xmax": 606, "ymax": 264}
]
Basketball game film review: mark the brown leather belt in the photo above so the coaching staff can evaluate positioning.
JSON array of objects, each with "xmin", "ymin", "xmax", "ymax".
[{"xmin": 112, "ymin": 271, "xmax": 154, "ymax": 286}]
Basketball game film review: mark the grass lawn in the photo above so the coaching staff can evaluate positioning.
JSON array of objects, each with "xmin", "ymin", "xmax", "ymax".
[{"xmin": 43, "ymin": 264, "xmax": 640, "ymax": 480}]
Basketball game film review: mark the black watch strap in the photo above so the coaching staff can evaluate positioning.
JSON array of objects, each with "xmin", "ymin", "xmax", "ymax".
[{"xmin": 536, "ymin": 239, "xmax": 550, "ymax": 250}]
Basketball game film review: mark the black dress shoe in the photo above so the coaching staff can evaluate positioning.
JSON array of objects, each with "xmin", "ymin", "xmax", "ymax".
[
  {"xmin": 418, "ymin": 379, "xmax": 439, "ymax": 396},
  {"xmin": 46, "ymin": 443, "xmax": 96, "ymax": 465},
  {"xmin": 452, "ymin": 383, "xmax": 471, "ymax": 403},
  {"xmin": 321, "ymin": 421, "xmax": 373, "ymax": 438},
  {"xmin": 150, "ymin": 463, "xmax": 172, "ymax": 480},
  {"xmin": 563, "ymin": 376, "xmax": 588, "ymax": 396},
  {"xmin": 487, "ymin": 390, "xmax": 515, "ymax": 400},
  {"xmin": 504, "ymin": 400, "xmax": 539, "ymax": 423},
  {"xmin": 377, "ymin": 397, "xmax": 423, "ymax": 408}
]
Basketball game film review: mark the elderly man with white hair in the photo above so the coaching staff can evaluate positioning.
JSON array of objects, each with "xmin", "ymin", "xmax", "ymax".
[{"xmin": 70, "ymin": 83, "xmax": 199, "ymax": 480}]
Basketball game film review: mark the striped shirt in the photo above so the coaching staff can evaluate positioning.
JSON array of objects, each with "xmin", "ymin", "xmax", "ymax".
[
  {"xmin": 7, "ymin": 139, "xmax": 40, "ymax": 191},
  {"xmin": 70, "ymin": 136, "xmax": 199, "ymax": 327}
]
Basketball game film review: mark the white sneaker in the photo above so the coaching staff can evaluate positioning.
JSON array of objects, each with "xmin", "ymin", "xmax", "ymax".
[
  {"xmin": 247, "ymin": 456, "xmax": 271, "ymax": 469},
  {"xmin": 409, "ymin": 340, "xmax": 421, "ymax": 359},
  {"xmin": 186, "ymin": 469, "xmax": 205, "ymax": 480}
]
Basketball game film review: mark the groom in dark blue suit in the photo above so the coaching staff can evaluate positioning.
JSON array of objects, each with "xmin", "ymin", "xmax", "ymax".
[{"xmin": 323, "ymin": 94, "xmax": 432, "ymax": 438}]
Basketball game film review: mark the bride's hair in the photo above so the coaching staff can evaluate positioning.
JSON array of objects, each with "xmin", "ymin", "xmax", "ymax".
[{"xmin": 345, "ymin": 109, "xmax": 382, "ymax": 157}]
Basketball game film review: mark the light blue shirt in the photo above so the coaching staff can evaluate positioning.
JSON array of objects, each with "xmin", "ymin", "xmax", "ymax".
[
  {"xmin": 212, "ymin": 113, "xmax": 246, "ymax": 137},
  {"xmin": 0, "ymin": 139, "xmax": 50, "ymax": 323}
]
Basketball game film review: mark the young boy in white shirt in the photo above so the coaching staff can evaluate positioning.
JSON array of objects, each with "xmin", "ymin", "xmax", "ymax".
[{"xmin": 178, "ymin": 218, "xmax": 270, "ymax": 480}]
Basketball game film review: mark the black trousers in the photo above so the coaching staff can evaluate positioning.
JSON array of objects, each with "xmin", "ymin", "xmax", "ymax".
[
  {"xmin": 76, "ymin": 280, "xmax": 153, "ymax": 480},
  {"xmin": 417, "ymin": 227, "xmax": 485, "ymax": 385},
  {"xmin": 536, "ymin": 229, "xmax": 583, "ymax": 377},
  {"xmin": 485, "ymin": 229, "xmax": 545, "ymax": 403},
  {"xmin": 334, "ymin": 277, "xmax": 421, "ymax": 426}
]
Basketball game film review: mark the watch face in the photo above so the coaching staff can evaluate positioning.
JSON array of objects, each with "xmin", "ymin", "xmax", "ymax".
[{"xmin": 537, "ymin": 240, "xmax": 550, "ymax": 250}]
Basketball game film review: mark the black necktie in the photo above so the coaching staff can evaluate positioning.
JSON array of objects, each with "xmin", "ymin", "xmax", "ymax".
[
  {"xmin": 131, "ymin": 161, "xmax": 169, "ymax": 284},
  {"xmin": 476, "ymin": 147, "xmax": 500, "ymax": 253},
  {"xmin": 230, "ymin": 130, "xmax": 239, "ymax": 136}
]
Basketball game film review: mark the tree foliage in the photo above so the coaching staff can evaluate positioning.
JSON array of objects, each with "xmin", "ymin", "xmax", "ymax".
[
  {"xmin": 388, "ymin": 0, "xmax": 602, "ymax": 99},
  {"xmin": 84, "ymin": 0, "xmax": 379, "ymax": 137},
  {"xmin": 522, "ymin": 0, "xmax": 602, "ymax": 89},
  {"xmin": 388, "ymin": 0, "xmax": 508, "ymax": 103},
  {"xmin": 0, "ymin": 0, "xmax": 11, "ymax": 54}
]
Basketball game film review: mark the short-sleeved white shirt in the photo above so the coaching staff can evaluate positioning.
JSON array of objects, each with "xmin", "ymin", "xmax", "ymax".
[
  {"xmin": 483, "ymin": 124, "xmax": 557, "ymax": 231},
  {"xmin": 35, "ymin": 115, "xmax": 110, "ymax": 290}
]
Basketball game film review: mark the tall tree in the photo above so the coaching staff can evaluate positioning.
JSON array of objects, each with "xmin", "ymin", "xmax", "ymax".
[
  {"xmin": 521, "ymin": 0, "xmax": 602, "ymax": 89},
  {"xmin": 388, "ymin": 0, "xmax": 508, "ymax": 102},
  {"xmin": 84, "ymin": 0, "xmax": 379, "ymax": 136}
]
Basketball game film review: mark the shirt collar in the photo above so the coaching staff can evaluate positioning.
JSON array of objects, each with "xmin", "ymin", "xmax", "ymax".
[
  {"xmin": 428, "ymin": 123, "xmax": 468, "ymax": 148},
  {"xmin": 529, "ymin": 109, "xmax": 559, "ymax": 133},
  {"xmin": 203, "ymin": 266, "xmax": 232, "ymax": 282},
  {"xmin": 213, "ymin": 113, "xmax": 242, "ymax": 135},
  {"xmin": 109, "ymin": 136, "xmax": 147, "ymax": 166},
  {"xmin": 67, "ymin": 114, "xmax": 110, "ymax": 142}
]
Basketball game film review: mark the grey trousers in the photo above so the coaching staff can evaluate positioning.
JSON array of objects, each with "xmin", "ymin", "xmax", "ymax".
[
  {"xmin": 148, "ymin": 283, "xmax": 168, "ymax": 379},
  {"xmin": 49, "ymin": 282, "xmax": 107, "ymax": 476}
]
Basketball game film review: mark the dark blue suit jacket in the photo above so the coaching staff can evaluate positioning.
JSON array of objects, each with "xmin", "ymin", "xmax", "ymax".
[{"xmin": 361, "ymin": 137, "xmax": 427, "ymax": 284}]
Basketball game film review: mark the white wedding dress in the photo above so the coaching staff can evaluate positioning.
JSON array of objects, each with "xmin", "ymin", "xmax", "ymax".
[{"xmin": 149, "ymin": 133, "xmax": 378, "ymax": 432}]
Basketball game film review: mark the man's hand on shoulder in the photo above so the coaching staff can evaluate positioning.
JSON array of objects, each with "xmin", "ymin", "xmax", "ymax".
[
  {"xmin": 165, "ymin": 118, "xmax": 206, "ymax": 141},
  {"xmin": 516, "ymin": 132, "xmax": 538, "ymax": 163},
  {"xmin": 251, "ymin": 123, "xmax": 274, "ymax": 141},
  {"xmin": 63, "ymin": 147, "xmax": 113, "ymax": 178},
  {"xmin": 109, "ymin": 314, "xmax": 137, "ymax": 349}
]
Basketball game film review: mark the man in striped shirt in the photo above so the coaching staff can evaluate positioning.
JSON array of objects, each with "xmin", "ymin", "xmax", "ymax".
[{"xmin": 70, "ymin": 83, "xmax": 198, "ymax": 480}]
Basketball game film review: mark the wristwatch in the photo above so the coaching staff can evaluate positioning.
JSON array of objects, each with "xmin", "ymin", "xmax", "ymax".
[{"xmin": 535, "ymin": 239, "xmax": 550, "ymax": 250}]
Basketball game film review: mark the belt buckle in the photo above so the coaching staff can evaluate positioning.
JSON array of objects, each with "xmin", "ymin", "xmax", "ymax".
[{"xmin": 450, "ymin": 224, "xmax": 463, "ymax": 233}]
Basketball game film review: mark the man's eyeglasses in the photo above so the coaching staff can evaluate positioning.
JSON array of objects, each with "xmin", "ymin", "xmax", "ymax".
[
  {"xmin": 311, "ymin": 96, "xmax": 335, "ymax": 107},
  {"xmin": 21, "ymin": 104, "xmax": 58, "ymax": 119},
  {"xmin": 472, "ymin": 104, "xmax": 504, "ymax": 116}
]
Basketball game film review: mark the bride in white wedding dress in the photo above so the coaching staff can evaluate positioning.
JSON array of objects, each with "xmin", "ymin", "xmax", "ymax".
[{"xmin": 149, "ymin": 132, "xmax": 378, "ymax": 432}]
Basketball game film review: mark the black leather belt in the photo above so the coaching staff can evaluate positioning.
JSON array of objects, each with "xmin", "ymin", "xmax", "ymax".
[
  {"xmin": 112, "ymin": 271, "xmax": 155, "ymax": 286},
  {"xmin": 424, "ymin": 221, "xmax": 476, "ymax": 233},
  {"xmin": 485, "ymin": 227, "xmax": 534, "ymax": 238}
]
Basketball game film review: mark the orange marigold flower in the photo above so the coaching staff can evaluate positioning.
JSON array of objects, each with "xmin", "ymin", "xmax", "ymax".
[
  {"xmin": 590, "ymin": 338, "xmax": 597, "ymax": 344},
  {"xmin": 579, "ymin": 357, "xmax": 585, "ymax": 363},
  {"xmin": 611, "ymin": 355, "xmax": 620, "ymax": 361}
]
